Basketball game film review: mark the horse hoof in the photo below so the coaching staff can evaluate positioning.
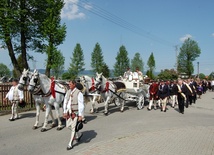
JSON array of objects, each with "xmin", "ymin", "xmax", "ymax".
[
  {"xmin": 57, "ymin": 127, "xmax": 62, "ymax": 131},
  {"xmin": 32, "ymin": 126, "xmax": 38, "ymax": 130},
  {"xmin": 41, "ymin": 128, "xmax": 47, "ymax": 132},
  {"xmin": 120, "ymin": 110, "xmax": 124, "ymax": 113},
  {"xmin": 104, "ymin": 112, "xmax": 109, "ymax": 116},
  {"xmin": 51, "ymin": 124, "xmax": 56, "ymax": 128}
]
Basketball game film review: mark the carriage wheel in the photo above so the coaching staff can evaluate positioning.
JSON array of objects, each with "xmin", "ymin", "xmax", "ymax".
[
  {"xmin": 114, "ymin": 98, "xmax": 121, "ymax": 107},
  {"xmin": 136, "ymin": 95, "xmax": 144, "ymax": 110}
]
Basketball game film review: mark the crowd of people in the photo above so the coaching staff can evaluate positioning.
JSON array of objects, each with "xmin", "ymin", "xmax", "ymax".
[{"xmin": 147, "ymin": 78, "xmax": 213, "ymax": 114}]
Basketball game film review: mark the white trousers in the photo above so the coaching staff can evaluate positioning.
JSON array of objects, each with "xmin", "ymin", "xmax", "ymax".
[
  {"xmin": 160, "ymin": 98, "xmax": 167, "ymax": 111},
  {"xmin": 148, "ymin": 99, "xmax": 157, "ymax": 109},
  {"xmin": 11, "ymin": 101, "xmax": 19, "ymax": 119},
  {"xmin": 172, "ymin": 95, "xmax": 178, "ymax": 107},
  {"xmin": 67, "ymin": 117, "xmax": 80, "ymax": 146}
]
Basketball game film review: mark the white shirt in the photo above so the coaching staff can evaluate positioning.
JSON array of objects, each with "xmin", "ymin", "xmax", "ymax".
[
  {"xmin": 63, "ymin": 88, "xmax": 84, "ymax": 117},
  {"xmin": 123, "ymin": 71, "xmax": 132, "ymax": 78},
  {"xmin": 132, "ymin": 72, "xmax": 139, "ymax": 79},
  {"xmin": 5, "ymin": 86, "xmax": 24, "ymax": 101},
  {"xmin": 211, "ymin": 80, "xmax": 214, "ymax": 86}
]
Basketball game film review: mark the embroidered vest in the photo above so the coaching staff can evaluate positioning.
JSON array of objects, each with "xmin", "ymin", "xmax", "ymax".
[
  {"xmin": 70, "ymin": 89, "xmax": 80, "ymax": 112},
  {"xmin": 13, "ymin": 86, "xmax": 19, "ymax": 101}
]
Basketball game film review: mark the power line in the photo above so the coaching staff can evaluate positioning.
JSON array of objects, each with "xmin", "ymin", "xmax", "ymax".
[{"xmin": 77, "ymin": 0, "xmax": 174, "ymax": 47}]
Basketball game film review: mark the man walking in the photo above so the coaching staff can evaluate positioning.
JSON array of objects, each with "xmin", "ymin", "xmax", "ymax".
[
  {"xmin": 63, "ymin": 80, "xmax": 84, "ymax": 150},
  {"xmin": 157, "ymin": 80, "xmax": 169, "ymax": 112},
  {"xmin": 4, "ymin": 79, "xmax": 24, "ymax": 121},
  {"xmin": 171, "ymin": 80, "xmax": 178, "ymax": 108},
  {"xmin": 177, "ymin": 79, "xmax": 187, "ymax": 114},
  {"xmin": 147, "ymin": 80, "xmax": 158, "ymax": 110}
]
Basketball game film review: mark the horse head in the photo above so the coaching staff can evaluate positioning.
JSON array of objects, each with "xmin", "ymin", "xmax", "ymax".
[
  {"xmin": 18, "ymin": 68, "xmax": 30, "ymax": 90},
  {"xmin": 95, "ymin": 72, "xmax": 103, "ymax": 83},
  {"xmin": 28, "ymin": 69, "xmax": 40, "ymax": 93}
]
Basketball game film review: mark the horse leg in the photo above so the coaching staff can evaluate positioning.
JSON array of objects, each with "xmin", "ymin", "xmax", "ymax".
[
  {"xmin": 49, "ymin": 109, "xmax": 56, "ymax": 128},
  {"xmin": 90, "ymin": 96, "xmax": 97, "ymax": 113},
  {"xmin": 54, "ymin": 103, "xmax": 63, "ymax": 130},
  {"xmin": 104, "ymin": 96, "xmax": 110, "ymax": 115},
  {"xmin": 120, "ymin": 93, "xmax": 125, "ymax": 112},
  {"xmin": 90, "ymin": 97, "xmax": 94, "ymax": 113},
  {"xmin": 33, "ymin": 102, "xmax": 40, "ymax": 130},
  {"xmin": 41, "ymin": 104, "xmax": 51, "ymax": 132}
]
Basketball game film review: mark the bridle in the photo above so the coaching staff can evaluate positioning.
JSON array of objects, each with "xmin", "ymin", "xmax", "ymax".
[
  {"xmin": 19, "ymin": 75, "xmax": 30, "ymax": 86},
  {"xmin": 28, "ymin": 73, "xmax": 49, "ymax": 96}
]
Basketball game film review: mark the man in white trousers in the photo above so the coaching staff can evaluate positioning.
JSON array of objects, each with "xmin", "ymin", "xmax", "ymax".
[
  {"xmin": 63, "ymin": 80, "xmax": 85, "ymax": 150},
  {"xmin": 4, "ymin": 79, "xmax": 24, "ymax": 121}
]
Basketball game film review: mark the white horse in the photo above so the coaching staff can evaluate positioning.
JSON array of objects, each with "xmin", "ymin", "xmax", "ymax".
[
  {"xmin": 80, "ymin": 75, "xmax": 101, "ymax": 113},
  {"xmin": 18, "ymin": 69, "xmax": 56, "ymax": 130},
  {"xmin": 95, "ymin": 73, "xmax": 126, "ymax": 115},
  {"xmin": 28, "ymin": 70, "xmax": 66, "ymax": 132}
]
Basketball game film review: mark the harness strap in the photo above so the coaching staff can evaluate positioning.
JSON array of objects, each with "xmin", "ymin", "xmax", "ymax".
[
  {"xmin": 51, "ymin": 77, "xmax": 56, "ymax": 98},
  {"xmin": 89, "ymin": 78, "xmax": 95, "ymax": 91}
]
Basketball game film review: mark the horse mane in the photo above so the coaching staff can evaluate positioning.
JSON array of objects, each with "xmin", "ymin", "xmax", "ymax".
[{"xmin": 38, "ymin": 73, "xmax": 51, "ymax": 94}]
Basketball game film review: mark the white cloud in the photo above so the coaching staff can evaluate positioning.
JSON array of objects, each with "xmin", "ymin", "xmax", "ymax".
[
  {"xmin": 83, "ymin": 3, "xmax": 93, "ymax": 10},
  {"xmin": 61, "ymin": 0, "xmax": 86, "ymax": 20},
  {"xmin": 179, "ymin": 34, "xmax": 192, "ymax": 42}
]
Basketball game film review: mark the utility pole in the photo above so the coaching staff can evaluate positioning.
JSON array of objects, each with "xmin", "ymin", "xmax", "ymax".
[
  {"xmin": 197, "ymin": 62, "xmax": 199, "ymax": 77},
  {"xmin": 175, "ymin": 45, "xmax": 178, "ymax": 72}
]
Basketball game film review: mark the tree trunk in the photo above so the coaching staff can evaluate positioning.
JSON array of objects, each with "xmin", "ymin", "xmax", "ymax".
[
  {"xmin": 5, "ymin": 33, "xmax": 21, "ymax": 76},
  {"xmin": 45, "ymin": 38, "xmax": 53, "ymax": 78},
  {"xmin": 20, "ymin": 0, "xmax": 29, "ymax": 70}
]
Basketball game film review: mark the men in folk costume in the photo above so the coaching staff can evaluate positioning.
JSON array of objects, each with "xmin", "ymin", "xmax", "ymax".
[
  {"xmin": 123, "ymin": 67, "xmax": 132, "ymax": 81},
  {"xmin": 157, "ymin": 80, "xmax": 169, "ymax": 112},
  {"xmin": 177, "ymin": 79, "xmax": 187, "ymax": 114},
  {"xmin": 133, "ymin": 67, "xmax": 143, "ymax": 81},
  {"xmin": 186, "ymin": 79, "xmax": 196, "ymax": 106},
  {"xmin": 183, "ymin": 79, "xmax": 194, "ymax": 108},
  {"xmin": 191, "ymin": 79, "xmax": 197, "ymax": 103},
  {"xmin": 147, "ymin": 80, "xmax": 159, "ymax": 110},
  {"xmin": 171, "ymin": 80, "xmax": 178, "ymax": 108},
  {"xmin": 63, "ymin": 80, "xmax": 84, "ymax": 150},
  {"xmin": 4, "ymin": 79, "xmax": 24, "ymax": 121}
]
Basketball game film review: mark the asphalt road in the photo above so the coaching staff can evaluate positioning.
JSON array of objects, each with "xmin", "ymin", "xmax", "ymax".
[{"xmin": 1, "ymin": 91, "xmax": 214, "ymax": 155}]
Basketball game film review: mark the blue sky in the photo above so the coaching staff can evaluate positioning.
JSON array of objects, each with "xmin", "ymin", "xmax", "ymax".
[{"xmin": 0, "ymin": 0, "xmax": 214, "ymax": 75}]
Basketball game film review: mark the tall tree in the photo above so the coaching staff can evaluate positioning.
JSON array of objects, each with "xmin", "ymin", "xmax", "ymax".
[
  {"xmin": 0, "ymin": 0, "xmax": 23, "ymax": 75},
  {"xmin": 0, "ymin": 0, "xmax": 60, "ymax": 77},
  {"xmin": 101, "ymin": 63, "xmax": 110, "ymax": 78},
  {"xmin": 91, "ymin": 43, "xmax": 105, "ymax": 73},
  {"xmin": 51, "ymin": 49, "xmax": 65, "ymax": 79},
  {"xmin": 147, "ymin": 52, "xmax": 156, "ymax": 79},
  {"xmin": 114, "ymin": 45, "xmax": 130, "ymax": 77},
  {"xmin": 177, "ymin": 38, "xmax": 201, "ymax": 77},
  {"xmin": 0, "ymin": 63, "xmax": 10, "ymax": 77},
  {"xmin": 131, "ymin": 52, "xmax": 144, "ymax": 72},
  {"xmin": 68, "ymin": 43, "xmax": 85, "ymax": 79},
  {"xmin": 13, "ymin": 54, "xmax": 25, "ymax": 78},
  {"xmin": 40, "ymin": 0, "xmax": 66, "ymax": 77}
]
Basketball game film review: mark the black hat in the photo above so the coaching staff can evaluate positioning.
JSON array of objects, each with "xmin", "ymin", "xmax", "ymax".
[
  {"xmin": 76, "ymin": 82, "xmax": 84, "ymax": 91},
  {"xmin": 18, "ymin": 100, "xmax": 26, "ymax": 108},
  {"xmin": 75, "ymin": 121, "xmax": 83, "ymax": 132}
]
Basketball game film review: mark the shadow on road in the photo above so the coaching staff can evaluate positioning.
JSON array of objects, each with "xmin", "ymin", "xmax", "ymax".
[
  {"xmin": 74, "ymin": 130, "xmax": 97, "ymax": 147},
  {"xmin": 20, "ymin": 113, "xmax": 36, "ymax": 119},
  {"xmin": 85, "ymin": 115, "xmax": 97, "ymax": 122}
]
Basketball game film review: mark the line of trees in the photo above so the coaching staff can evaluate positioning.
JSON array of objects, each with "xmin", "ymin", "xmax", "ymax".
[{"xmin": 61, "ymin": 42, "xmax": 157, "ymax": 80}]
